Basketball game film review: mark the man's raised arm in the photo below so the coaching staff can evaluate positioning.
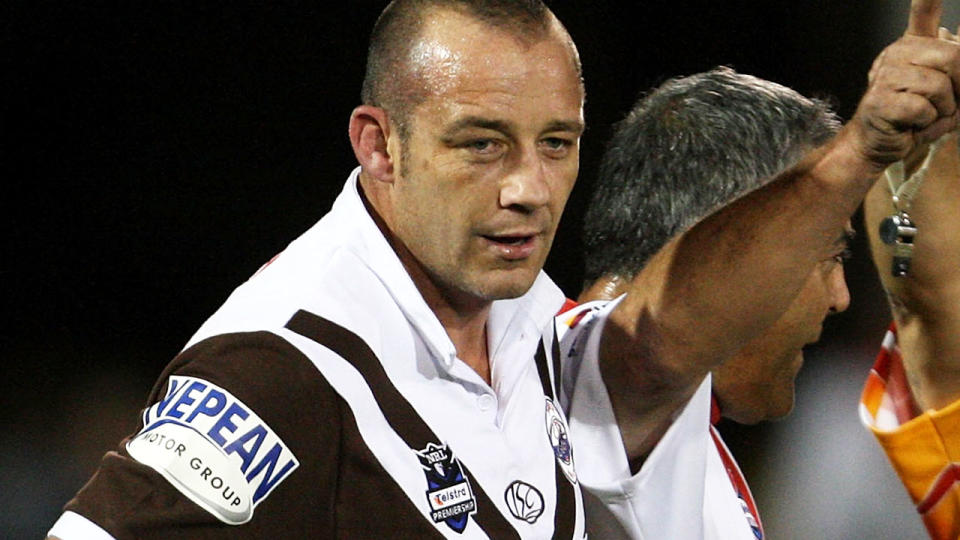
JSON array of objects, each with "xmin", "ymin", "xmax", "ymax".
[
  {"xmin": 599, "ymin": 0, "xmax": 960, "ymax": 463},
  {"xmin": 860, "ymin": 26, "xmax": 960, "ymax": 535}
]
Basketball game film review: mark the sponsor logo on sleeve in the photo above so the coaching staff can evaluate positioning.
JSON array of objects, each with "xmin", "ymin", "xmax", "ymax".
[
  {"xmin": 126, "ymin": 375, "xmax": 299, "ymax": 525},
  {"xmin": 545, "ymin": 397, "xmax": 577, "ymax": 484},
  {"xmin": 416, "ymin": 442, "xmax": 476, "ymax": 534}
]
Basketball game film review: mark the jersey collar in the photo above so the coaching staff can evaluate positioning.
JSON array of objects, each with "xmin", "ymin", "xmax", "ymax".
[{"xmin": 334, "ymin": 168, "xmax": 564, "ymax": 373}]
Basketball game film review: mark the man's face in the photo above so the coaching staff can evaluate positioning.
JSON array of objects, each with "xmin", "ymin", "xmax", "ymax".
[
  {"xmin": 384, "ymin": 11, "xmax": 584, "ymax": 308},
  {"xmin": 713, "ymin": 234, "xmax": 852, "ymax": 424}
]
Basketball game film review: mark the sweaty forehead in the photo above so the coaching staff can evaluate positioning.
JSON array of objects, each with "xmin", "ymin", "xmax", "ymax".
[
  {"xmin": 407, "ymin": 35, "xmax": 466, "ymax": 99},
  {"xmin": 407, "ymin": 9, "xmax": 580, "ymax": 101}
]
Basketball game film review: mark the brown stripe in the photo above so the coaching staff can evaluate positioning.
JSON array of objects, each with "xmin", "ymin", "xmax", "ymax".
[
  {"xmin": 534, "ymin": 334, "xmax": 579, "ymax": 539},
  {"xmin": 551, "ymin": 331, "xmax": 563, "ymax": 401},
  {"xmin": 551, "ymin": 332, "xmax": 578, "ymax": 540},
  {"xmin": 552, "ymin": 463, "xmax": 577, "ymax": 539},
  {"xmin": 285, "ymin": 309, "xmax": 521, "ymax": 539},
  {"xmin": 535, "ymin": 341, "xmax": 555, "ymax": 401}
]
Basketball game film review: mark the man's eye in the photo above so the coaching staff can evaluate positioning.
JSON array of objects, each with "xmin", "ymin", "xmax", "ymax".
[
  {"xmin": 541, "ymin": 137, "xmax": 573, "ymax": 157},
  {"xmin": 465, "ymin": 139, "xmax": 497, "ymax": 153},
  {"xmin": 544, "ymin": 137, "xmax": 567, "ymax": 149}
]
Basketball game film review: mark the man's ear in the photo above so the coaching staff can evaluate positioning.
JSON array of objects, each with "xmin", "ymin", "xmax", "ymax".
[{"xmin": 349, "ymin": 105, "xmax": 396, "ymax": 182}]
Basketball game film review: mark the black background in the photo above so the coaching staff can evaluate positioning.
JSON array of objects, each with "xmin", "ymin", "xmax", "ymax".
[{"xmin": 3, "ymin": 1, "xmax": 927, "ymax": 538}]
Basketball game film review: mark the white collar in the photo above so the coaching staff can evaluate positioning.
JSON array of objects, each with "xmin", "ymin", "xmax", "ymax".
[{"xmin": 332, "ymin": 167, "xmax": 565, "ymax": 371}]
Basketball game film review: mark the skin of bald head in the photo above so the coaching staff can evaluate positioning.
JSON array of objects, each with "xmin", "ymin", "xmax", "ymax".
[{"xmin": 579, "ymin": 67, "xmax": 852, "ymax": 424}]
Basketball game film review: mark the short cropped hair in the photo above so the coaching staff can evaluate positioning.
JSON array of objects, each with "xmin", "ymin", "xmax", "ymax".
[
  {"xmin": 582, "ymin": 67, "xmax": 841, "ymax": 285},
  {"xmin": 360, "ymin": 0, "xmax": 565, "ymax": 138}
]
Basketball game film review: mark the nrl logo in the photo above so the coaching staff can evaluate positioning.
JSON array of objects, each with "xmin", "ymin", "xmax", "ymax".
[{"xmin": 416, "ymin": 442, "xmax": 477, "ymax": 534}]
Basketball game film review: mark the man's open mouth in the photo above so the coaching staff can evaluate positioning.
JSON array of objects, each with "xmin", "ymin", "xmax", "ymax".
[{"xmin": 483, "ymin": 235, "xmax": 532, "ymax": 246}]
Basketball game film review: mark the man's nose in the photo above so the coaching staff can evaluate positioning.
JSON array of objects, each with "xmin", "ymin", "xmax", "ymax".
[
  {"xmin": 499, "ymin": 155, "xmax": 550, "ymax": 211},
  {"xmin": 829, "ymin": 264, "xmax": 851, "ymax": 314}
]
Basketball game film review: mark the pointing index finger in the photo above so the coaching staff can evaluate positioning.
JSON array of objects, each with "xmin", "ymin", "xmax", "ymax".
[{"xmin": 907, "ymin": 0, "xmax": 943, "ymax": 37}]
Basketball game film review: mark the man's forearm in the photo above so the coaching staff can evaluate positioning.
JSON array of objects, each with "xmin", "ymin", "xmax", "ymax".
[{"xmin": 604, "ymin": 0, "xmax": 960, "ymax": 460}]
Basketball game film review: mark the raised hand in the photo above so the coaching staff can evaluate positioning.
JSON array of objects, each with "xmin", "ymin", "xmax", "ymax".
[
  {"xmin": 907, "ymin": 0, "xmax": 943, "ymax": 36},
  {"xmin": 849, "ymin": 0, "xmax": 960, "ymax": 172}
]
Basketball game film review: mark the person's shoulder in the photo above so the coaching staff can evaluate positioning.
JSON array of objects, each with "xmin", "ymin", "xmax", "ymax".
[
  {"xmin": 189, "ymin": 240, "xmax": 394, "ymax": 349},
  {"xmin": 155, "ymin": 330, "xmax": 342, "ymax": 450},
  {"xmin": 173, "ymin": 331, "xmax": 323, "ymax": 390},
  {"xmin": 59, "ymin": 330, "xmax": 342, "ymax": 537}
]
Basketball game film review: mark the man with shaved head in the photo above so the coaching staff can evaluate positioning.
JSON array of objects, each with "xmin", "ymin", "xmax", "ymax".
[
  {"xmin": 48, "ymin": 0, "xmax": 960, "ymax": 538},
  {"xmin": 50, "ymin": 2, "xmax": 588, "ymax": 537}
]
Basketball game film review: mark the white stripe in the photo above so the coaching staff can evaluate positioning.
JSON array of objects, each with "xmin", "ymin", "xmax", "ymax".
[
  {"xmin": 881, "ymin": 329, "xmax": 896, "ymax": 351},
  {"xmin": 47, "ymin": 511, "xmax": 115, "ymax": 540}
]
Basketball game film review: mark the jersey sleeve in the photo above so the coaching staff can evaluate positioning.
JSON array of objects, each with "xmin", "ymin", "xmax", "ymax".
[
  {"xmin": 50, "ymin": 331, "xmax": 342, "ymax": 540},
  {"xmin": 860, "ymin": 325, "xmax": 960, "ymax": 540},
  {"xmin": 557, "ymin": 297, "xmax": 715, "ymax": 539}
]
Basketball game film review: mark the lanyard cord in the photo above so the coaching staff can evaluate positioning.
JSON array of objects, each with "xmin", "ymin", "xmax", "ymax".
[
  {"xmin": 885, "ymin": 137, "xmax": 943, "ymax": 213},
  {"xmin": 879, "ymin": 137, "xmax": 945, "ymax": 277}
]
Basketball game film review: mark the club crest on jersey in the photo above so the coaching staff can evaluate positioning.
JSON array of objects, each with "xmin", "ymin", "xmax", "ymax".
[
  {"xmin": 545, "ymin": 397, "xmax": 577, "ymax": 484},
  {"xmin": 416, "ymin": 442, "xmax": 476, "ymax": 534},
  {"xmin": 504, "ymin": 480, "xmax": 544, "ymax": 524},
  {"xmin": 126, "ymin": 375, "xmax": 299, "ymax": 525}
]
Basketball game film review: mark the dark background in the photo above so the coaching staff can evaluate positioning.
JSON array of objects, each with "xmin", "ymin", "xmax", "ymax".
[{"xmin": 3, "ymin": 1, "xmax": 938, "ymax": 538}]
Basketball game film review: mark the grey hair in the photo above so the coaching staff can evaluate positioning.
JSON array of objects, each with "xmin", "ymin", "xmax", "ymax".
[{"xmin": 582, "ymin": 66, "xmax": 841, "ymax": 285}]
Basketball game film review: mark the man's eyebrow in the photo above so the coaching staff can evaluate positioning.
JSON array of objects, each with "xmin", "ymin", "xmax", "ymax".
[
  {"xmin": 544, "ymin": 119, "xmax": 586, "ymax": 136},
  {"xmin": 439, "ymin": 117, "xmax": 585, "ymax": 140},
  {"xmin": 440, "ymin": 117, "xmax": 512, "ymax": 140}
]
